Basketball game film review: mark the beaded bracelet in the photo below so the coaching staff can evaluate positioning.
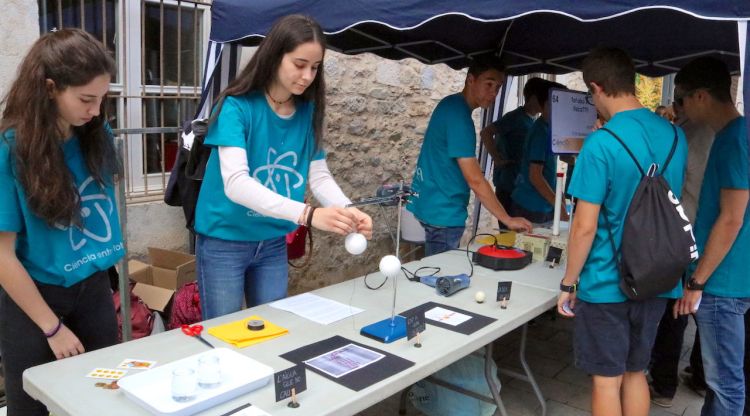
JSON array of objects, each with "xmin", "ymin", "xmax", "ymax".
[{"xmin": 44, "ymin": 319, "xmax": 63, "ymax": 338}]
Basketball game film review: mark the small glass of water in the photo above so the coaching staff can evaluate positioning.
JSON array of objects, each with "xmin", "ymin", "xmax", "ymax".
[
  {"xmin": 171, "ymin": 367, "xmax": 197, "ymax": 402},
  {"xmin": 197, "ymin": 354, "xmax": 221, "ymax": 389}
]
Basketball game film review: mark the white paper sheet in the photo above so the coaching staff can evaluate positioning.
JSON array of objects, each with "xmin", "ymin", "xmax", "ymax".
[
  {"xmin": 226, "ymin": 405, "xmax": 270, "ymax": 416},
  {"xmin": 269, "ymin": 293, "xmax": 364, "ymax": 325},
  {"xmin": 304, "ymin": 343, "xmax": 385, "ymax": 378},
  {"xmin": 424, "ymin": 306, "xmax": 472, "ymax": 326}
]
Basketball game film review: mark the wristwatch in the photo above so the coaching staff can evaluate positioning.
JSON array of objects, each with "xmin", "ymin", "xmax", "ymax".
[
  {"xmin": 560, "ymin": 280, "xmax": 577, "ymax": 293},
  {"xmin": 686, "ymin": 277, "xmax": 706, "ymax": 291}
]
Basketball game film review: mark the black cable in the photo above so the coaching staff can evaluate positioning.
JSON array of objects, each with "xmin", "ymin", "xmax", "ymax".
[
  {"xmin": 364, "ymin": 272, "xmax": 388, "ymax": 290},
  {"xmin": 463, "ymin": 232, "xmax": 499, "ymax": 277},
  {"xmin": 401, "ymin": 266, "xmax": 441, "ymax": 282}
]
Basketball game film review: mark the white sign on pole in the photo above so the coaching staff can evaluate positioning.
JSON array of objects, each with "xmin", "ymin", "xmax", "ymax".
[{"xmin": 549, "ymin": 88, "xmax": 597, "ymax": 154}]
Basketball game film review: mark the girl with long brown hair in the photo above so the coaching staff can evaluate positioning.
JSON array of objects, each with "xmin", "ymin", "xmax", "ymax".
[
  {"xmin": 194, "ymin": 14, "xmax": 372, "ymax": 319},
  {"xmin": 0, "ymin": 29, "xmax": 124, "ymax": 415}
]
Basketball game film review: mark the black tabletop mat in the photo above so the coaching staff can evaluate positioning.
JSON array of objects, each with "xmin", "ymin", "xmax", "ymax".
[
  {"xmin": 399, "ymin": 301, "xmax": 496, "ymax": 335},
  {"xmin": 279, "ymin": 335, "xmax": 414, "ymax": 391}
]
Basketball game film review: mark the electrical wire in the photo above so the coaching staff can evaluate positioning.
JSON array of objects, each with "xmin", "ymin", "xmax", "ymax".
[
  {"xmin": 364, "ymin": 271, "xmax": 388, "ymax": 290},
  {"xmin": 401, "ymin": 266, "xmax": 441, "ymax": 283}
]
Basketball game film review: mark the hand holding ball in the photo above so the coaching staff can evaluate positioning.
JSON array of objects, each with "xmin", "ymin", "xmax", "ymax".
[
  {"xmin": 345, "ymin": 233, "xmax": 367, "ymax": 255},
  {"xmin": 379, "ymin": 255, "xmax": 401, "ymax": 277}
]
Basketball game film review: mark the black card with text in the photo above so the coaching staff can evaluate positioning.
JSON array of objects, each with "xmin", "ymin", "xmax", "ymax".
[
  {"xmin": 496, "ymin": 281, "xmax": 513, "ymax": 301},
  {"xmin": 274, "ymin": 364, "xmax": 307, "ymax": 402},
  {"xmin": 404, "ymin": 310, "xmax": 426, "ymax": 341}
]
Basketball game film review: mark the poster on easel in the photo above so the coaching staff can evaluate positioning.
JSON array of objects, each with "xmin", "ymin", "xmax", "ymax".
[{"xmin": 549, "ymin": 88, "xmax": 597, "ymax": 154}]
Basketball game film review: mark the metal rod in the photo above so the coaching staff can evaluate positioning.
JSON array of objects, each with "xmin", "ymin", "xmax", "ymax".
[
  {"xmin": 115, "ymin": 137, "xmax": 132, "ymax": 342},
  {"xmin": 484, "ymin": 343, "xmax": 509, "ymax": 416},
  {"xmin": 390, "ymin": 182, "xmax": 404, "ymax": 323},
  {"xmin": 519, "ymin": 324, "xmax": 547, "ymax": 416}
]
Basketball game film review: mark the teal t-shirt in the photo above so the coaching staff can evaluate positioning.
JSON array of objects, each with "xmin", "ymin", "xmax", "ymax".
[
  {"xmin": 511, "ymin": 118, "xmax": 557, "ymax": 214},
  {"xmin": 692, "ymin": 116, "xmax": 750, "ymax": 297},
  {"xmin": 408, "ymin": 93, "xmax": 477, "ymax": 227},
  {"xmin": 492, "ymin": 106, "xmax": 534, "ymax": 191},
  {"xmin": 0, "ymin": 129, "xmax": 124, "ymax": 287},
  {"xmin": 568, "ymin": 108, "xmax": 688, "ymax": 303},
  {"xmin": 194, "ymin": 92, "xmax": 323, "ymax": 242}
]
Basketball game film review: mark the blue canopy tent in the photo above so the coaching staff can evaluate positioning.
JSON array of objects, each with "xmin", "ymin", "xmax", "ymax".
[{"xmin": 199, "ymin": 0, "xmax": 750, "ymax": 231}]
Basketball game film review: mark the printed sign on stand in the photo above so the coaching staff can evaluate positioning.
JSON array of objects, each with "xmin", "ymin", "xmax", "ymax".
[{"xmin": 549, "ymin": 88, "xmax": 597, "ymax": 154}]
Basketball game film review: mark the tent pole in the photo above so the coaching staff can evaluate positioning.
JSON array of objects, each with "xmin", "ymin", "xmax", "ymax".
[{"xmin": 738, "ymin": 22, "xmax": 748, "ymax": 127}]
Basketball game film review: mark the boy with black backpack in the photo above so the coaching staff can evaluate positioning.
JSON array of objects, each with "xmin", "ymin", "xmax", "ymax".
[
  {"xmin": 556, "ymin": 47, "xmax": 688, "ymax": 416},
  {"xmin": 673, "ymin": 57, "xmax": 750, "ymax": 416}
]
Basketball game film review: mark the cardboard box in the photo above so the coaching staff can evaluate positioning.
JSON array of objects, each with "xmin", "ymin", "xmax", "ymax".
[
  {"xmin": 147, "ymin": 247, "xmax": 196, "ymax": 291},
  {"xmin": 127, "ymin": 248, "xmax": 196, "ymax": 313},
  {"xmin": 128, "ymin": 260, "xmax": 172, "ymax": 313}
]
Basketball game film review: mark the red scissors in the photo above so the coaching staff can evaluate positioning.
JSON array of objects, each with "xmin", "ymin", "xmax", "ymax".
[{"xmin": 181, "ymin": 324, "xmax": 214, "ymax": 349}]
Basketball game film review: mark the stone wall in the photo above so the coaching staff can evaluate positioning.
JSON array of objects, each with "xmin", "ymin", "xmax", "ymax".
[
  {"xmin": 0, "ymin": 0, "xmax": 39, "ymax": 109},
  {"xmin": 288, "ymin": 51, "xmax": 488, "ymax": 294}
]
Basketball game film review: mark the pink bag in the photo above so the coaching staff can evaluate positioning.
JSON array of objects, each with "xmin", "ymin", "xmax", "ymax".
[
  {"xmin": 286, "ymin": 225, "xmax": 313, "ymax": 267},
  {"xmin": 168, "ymin": 282, "xmax": 202, "ymax": 329},
  {"xmin": 112, "ymin": 284, "xmax": 154, "ymax": 341}
]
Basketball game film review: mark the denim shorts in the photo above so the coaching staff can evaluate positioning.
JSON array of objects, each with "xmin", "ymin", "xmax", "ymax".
[{"xmin": 574, "ymin": 297, "xmax": 667, "ymax": 377}]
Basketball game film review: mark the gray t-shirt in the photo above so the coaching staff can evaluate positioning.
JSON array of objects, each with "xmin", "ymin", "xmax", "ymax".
[{"xmin": 676, "ymin": 116, "xmax": 715, "ymax": 222}]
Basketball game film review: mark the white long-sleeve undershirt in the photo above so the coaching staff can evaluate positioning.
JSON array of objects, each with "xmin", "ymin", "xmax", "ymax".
[{"xmin": 219, "ymin": 146, "xmax": 351, "ymax": 223}]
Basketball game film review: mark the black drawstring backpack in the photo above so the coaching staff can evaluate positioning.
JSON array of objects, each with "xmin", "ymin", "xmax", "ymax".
[{"xmin": 600, "ymin": 125, "xmax": 698, "ymax": 300}]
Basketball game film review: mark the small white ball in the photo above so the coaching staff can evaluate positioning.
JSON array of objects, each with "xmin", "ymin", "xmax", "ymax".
[
  {"xmin": 379, "ymin": 255, "xmax": 401, "ymax": 277},
  {"xmin": 475, "ymin": 291, "xmax": 486, "ymax": 303},
  {"xmin": 345, "ymin": 233, "xmax": 367, "ymax": 255}
]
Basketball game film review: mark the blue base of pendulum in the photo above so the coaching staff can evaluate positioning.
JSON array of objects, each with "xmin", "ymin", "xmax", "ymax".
[{"xmin": 360, "ymin": 315, "xmax": 407, "ymax": 343}]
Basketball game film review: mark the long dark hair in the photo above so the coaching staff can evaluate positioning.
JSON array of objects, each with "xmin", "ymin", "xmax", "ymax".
[
  {"xmin": 215, "ymin": 14, "xmax": 326, "ymax": 150},
  {"xmin": 0, "ymin": 29, "xmax": 118, "ymax": 227}
]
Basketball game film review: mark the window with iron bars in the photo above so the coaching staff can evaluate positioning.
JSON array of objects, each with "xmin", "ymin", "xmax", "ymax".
[{"xmin": 38, "ymin": 0, "xmax": 211, "ymax": 202}]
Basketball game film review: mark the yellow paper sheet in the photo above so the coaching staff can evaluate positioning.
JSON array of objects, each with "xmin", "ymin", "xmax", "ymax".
[
  {"xmin": 475, "ymin": 231, "xmax": 516, "ymax": 247},
  {"xmin": 207, "ymin": 315, "xmax": 288, "ymax": 348}
]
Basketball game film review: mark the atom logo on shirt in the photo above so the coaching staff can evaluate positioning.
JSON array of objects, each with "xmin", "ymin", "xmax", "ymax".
[
  {"xmin": 56, "ymin": 176, "xmax": 114, "ymax": 251},
  {"xmin": 252, "ymin": 148, "xmax": 304, "ymax": 198}
]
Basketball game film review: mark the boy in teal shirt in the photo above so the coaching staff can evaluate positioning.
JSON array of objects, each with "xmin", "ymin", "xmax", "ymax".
[
  {"xmin": 511, "ymin": 80, "xmax": 570, "ymax": 223},
  {"xmin": 408, "ymin": 58, "xmax": 531, "ymax": 256},
  {"xmin": 673, "ymin": 57, "xmax": 750, "ymax": 416},
  {"xmin": 480, "ymin": 77, "xmax": 544, "ymax": 224},
  {"xmin": 556, "ymin": 47, "xmax": 688, "ymax": 416}
]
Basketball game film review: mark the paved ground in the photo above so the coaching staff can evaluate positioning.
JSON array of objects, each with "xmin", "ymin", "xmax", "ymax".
[{"xmin": 357, "ymin": 310, "xmax": 706, "ymax": 416}]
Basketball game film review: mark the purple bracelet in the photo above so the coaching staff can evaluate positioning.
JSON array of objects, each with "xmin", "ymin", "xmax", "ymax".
[{"xmin": 44, "ymin": 319, "xmax": 63, "ymax": 338}]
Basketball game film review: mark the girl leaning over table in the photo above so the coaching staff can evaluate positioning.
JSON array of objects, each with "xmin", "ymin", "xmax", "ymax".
[
  {"xmin": 194, "ymin": 14, "xmax": 373, "ymax": 320},
  {"xmin": 0, "ymin": 29, "xmax": 124, "ymax": 415}
]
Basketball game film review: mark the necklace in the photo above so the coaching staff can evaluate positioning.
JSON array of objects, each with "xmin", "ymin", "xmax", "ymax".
[{"xmin": 266, "ymin": 90, "xmax": 293, "ymax": 105}]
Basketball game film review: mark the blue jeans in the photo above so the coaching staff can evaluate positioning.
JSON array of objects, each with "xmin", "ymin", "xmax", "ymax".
[
  {"xmin": 196, "ymin": 234, "xmax": 288, "ymax": 320},
  {"xmin": 695, "ymin": 293, "xmax": 750, "ymax": 416},
  {"xmin": 420, "ymin": 222, "xmax": 465, "ymax": 257}
]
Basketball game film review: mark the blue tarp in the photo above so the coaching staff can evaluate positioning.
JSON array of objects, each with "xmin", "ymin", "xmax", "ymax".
[
  {"xmin": 207, "ymin": 1, "xmax": 750, "ymax": 146},
  {"xmin": 210, "ymin": 1, "xmax": 750, "ymax": 76}
]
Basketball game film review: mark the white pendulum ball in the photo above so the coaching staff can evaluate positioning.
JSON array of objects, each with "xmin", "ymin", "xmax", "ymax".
[
  {"xmin": 379, "ymin": 255, "xmax": 401, "ymax": 277},
  {"xmin": 345, "ymin": 233, "xmax": 367, "ymax": 255}
]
